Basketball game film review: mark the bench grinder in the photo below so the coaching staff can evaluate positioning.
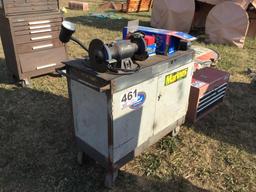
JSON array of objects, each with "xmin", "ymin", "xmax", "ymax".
[{"xmin": 59, "ymin": 21, "xmax": 148, "ymax": 73}]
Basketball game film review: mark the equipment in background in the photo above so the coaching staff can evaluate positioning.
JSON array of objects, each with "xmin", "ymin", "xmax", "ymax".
[
  {"xmin": 186, "ymin": 67, "xmax": 230, "ymax": 123},
  {"xmin": 192, "ymin": 45, "xmax": 220, "ymax": 71},
  {"xmin": 68, "ymin": 1, "xmax": 89, "ymax": 11},
  {"xmin": 143, "ymin": 35, "xmax": 156, "ymax": 56},
  {"xmin": 205, "ymin": 1, "xmax": 249, "ymax": 48},
  {"xmin": 151, "ymin": 0, "xmax": 195, "ymax": 33},
  {"xmin": 123, "ymin": 25, "xmax": 196, "ymax": 56},
  {"xmin": 60, "ymin": 49, "xmax": 195, "ymax": 188},
  {"xmin": 125, "ymin": 0, "xmax": 153, "ymax": 13},
  {"xmin": 0, "ymin": 0, "xmax": 67, "ymax": 87},
  {"xmin": 60, "ymin": 21, "xmax": 149, "ymax": 73}
]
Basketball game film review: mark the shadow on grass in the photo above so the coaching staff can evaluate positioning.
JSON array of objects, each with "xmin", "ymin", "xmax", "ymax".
[
  {"xmin": 0, "ymin": 57, "xmax": 12, "ymax": 84},
  {"xmin": 190, "ymin": 82, "xmax": 256, "ymax": 154},
  {"xmin": 0, "ymin": 87, "xmax": 209, "ymax": 192},
  {"xmin": 65, "ymin": 15, "xmax": 150, "ymax": 32},
  {"xmin": 115, "ymin": 172, "xmax": 210, "ymax": 192}
]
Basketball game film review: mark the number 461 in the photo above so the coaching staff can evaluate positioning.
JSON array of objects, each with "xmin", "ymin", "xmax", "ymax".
[{"xmin": 121, "ymin": 90, "xmax": 138, "ymax": 102}]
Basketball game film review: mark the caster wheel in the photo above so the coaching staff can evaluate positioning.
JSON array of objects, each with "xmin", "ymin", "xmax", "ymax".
[
  {"xmin": 19, "ymin": 79, "xmax": 30, "ymax": 87},
  {"xmin": 51, "ymin": 72, "xmax": 63, "ymax": 78},
  {"xmin": 172, "ymin": 126, "xmax": 181, "ymax": 137},
  {"xmin": 104, "ymin": 170, "xmax": 118, "ymax": 188}
]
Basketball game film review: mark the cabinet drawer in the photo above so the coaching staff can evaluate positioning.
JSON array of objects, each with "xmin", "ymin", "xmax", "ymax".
[
  {"xmin": 12, "ymin": 21, "xmax": 60, "ymax": 32},
  {"xmin": 19, "ymin": 47, "xmax": 66, "ymax": 73},
  {"xmin": 16, "ymin": 38, "xmax": 63, "ymax": 54},
  {"xmin": 11, "ymin": 15, "xmax": 62, "ymax": 27},
  {"xmin": 14, "ymin": 25, "xmax": 61, "ymax": 36},
  {"xmin": 15, "ymin": 31, "xmax": 59, "ymax": 44}
]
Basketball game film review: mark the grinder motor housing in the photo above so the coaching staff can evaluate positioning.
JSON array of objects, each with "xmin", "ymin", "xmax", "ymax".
[{"xmin": 88, "ymin": 33, "xmax": 148, "ymax": 73}]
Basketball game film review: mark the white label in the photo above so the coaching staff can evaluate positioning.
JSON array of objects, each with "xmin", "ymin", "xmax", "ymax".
[
  {"xmin": 120, "ymin": 89, "xmax": 146, "ymax": 110},
  {"xmin": 191, "ymin": 80, "xmax": 206, "ymax": 88}
]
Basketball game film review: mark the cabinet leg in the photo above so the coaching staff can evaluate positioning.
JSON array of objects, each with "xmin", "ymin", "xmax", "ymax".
[
  {"xmin": 104, "ymin": 169, "xmax": 118, "ymax": 188},
  {"xmin": 7, "ymin": 73, "xmax": 17, "ymax": 83},
  {"xmin": 20, "ymin": 79, "xmax": 30, "ymax": 87},
  {"xmin": 172, "ymin": 126, "xmax": 181, "ymax": 137},
  {"xmin": 77, "ymin": 151, "xmax": 94, "ymax": 166}
]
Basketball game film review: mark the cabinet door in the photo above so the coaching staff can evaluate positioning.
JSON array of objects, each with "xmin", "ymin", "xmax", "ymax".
[
  {"xmin": 112, "ymin": 77, "xmax": 158, "ymax": 163},
  {"xmin": 154, "ymin": 62, "xmax": 194, "ymax": 136}
]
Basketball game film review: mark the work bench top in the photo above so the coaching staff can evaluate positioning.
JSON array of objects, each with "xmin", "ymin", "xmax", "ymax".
[{"xmin": 63, "ymin": 50, "xmax": 194, "ymax": 93}]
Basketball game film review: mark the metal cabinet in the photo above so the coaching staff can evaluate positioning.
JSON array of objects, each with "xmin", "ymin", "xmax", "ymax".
[
  {"xmin": 154, "ymin": 63, "xmax": 192, "ymax": 135},
  {"xmin": 0, "ymin": 1, "xmax": 66, "ymax": 86},
  {"xmin": 62, "ymin": 50, "xmax": 194, "ymax": 187}
]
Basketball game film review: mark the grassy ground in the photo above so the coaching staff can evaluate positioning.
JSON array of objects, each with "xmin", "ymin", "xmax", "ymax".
[{"xmin": 0, "ymin": 1, "xmax": 256, "ymax": 191}]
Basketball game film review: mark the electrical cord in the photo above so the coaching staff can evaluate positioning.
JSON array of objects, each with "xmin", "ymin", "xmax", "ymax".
[{"xmin": 70, "ymin": 36, "xmax": 89, "ymax": 53}]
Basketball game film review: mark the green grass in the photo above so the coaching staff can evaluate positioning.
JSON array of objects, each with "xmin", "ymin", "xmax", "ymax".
[{"xmin": 0, "ymin": 0, "xmax": 256, "ymax": 191}]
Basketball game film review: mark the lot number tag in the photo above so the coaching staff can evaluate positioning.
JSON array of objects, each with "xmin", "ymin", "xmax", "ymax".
[{"xmin": 121, "ymin": 89, "xmax": 146, "ymax": 110}]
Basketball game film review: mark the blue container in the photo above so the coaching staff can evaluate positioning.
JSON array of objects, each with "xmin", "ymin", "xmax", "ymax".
[{"xmin": 123, "ymin": 26, "xmax": 196, "ymax": 56}]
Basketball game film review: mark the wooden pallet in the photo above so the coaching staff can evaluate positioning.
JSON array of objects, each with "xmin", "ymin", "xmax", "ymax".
[{"xmin": 126, "ymin": 0, "xmax": 153, "ymax": 13}]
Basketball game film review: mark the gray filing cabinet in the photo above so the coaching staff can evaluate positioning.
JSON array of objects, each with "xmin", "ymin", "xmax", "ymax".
[{"xmin": 62, "ymin": 50, "xmax": 194, "ymax": 187}]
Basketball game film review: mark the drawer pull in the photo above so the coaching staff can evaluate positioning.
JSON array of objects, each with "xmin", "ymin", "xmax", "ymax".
[
  {"xmin": 32, "ymin": 44, "xmax": 53, "ymax": 50},
  {"xmin": 30, "ymin": 29, "xmax": 52, "ymax": 34},
  {"xmin": 29, "ymin": 24, "xmax": 51, "ymax": 30},
  {"xmin": 31, "ymin": 35, "xmax": 52, "ymax": 41},
  {"xmin": 36, "ymin": 63, "xmax": 57, "ymax": 70},
  {"xmin": 29, "ymin": 20, "xmax": 51, "ymax": 25}
]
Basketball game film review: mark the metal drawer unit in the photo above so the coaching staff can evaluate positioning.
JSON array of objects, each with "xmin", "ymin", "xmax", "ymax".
[
  {"xmin": 0, "ymin": 9, "xmax": 66, "ymax": 86},
  {"xmin": 0, "ymin": 0, "xmax": 59, "ymax": 16},
  {"xmin": 61, "ymin": 50, "xmax": 194, "ymax": 187}
]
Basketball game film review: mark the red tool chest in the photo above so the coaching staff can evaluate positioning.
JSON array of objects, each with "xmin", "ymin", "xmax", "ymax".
[{"xmin": 186, "ymin": 67, "xmax": 230, "ymax": 123}]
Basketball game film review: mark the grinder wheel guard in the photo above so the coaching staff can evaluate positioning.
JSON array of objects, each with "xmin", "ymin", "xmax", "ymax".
[
  {"xmin": 89, "ymin": 33, "xmax": 148, "ymax": 73},
  {"xmin": 89, "ymin": 39, "xmax": 110, "ymax": 73}
]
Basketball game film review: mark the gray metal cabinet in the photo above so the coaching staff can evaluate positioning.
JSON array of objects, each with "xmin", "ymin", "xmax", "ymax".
[{"xmin": 63, "ymin": 50, "xmax": 194, "ymax": 187}]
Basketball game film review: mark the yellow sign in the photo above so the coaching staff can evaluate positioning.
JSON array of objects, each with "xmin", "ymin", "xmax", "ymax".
[{"xmin": 165, "ymin": 68, "xmax": 188, "ymax": 86}]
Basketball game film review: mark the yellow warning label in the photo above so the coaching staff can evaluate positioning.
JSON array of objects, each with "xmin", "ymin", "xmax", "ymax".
[{"xmin": 165, "ymin": 68, "xmax": 188, "ymax": 86}]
